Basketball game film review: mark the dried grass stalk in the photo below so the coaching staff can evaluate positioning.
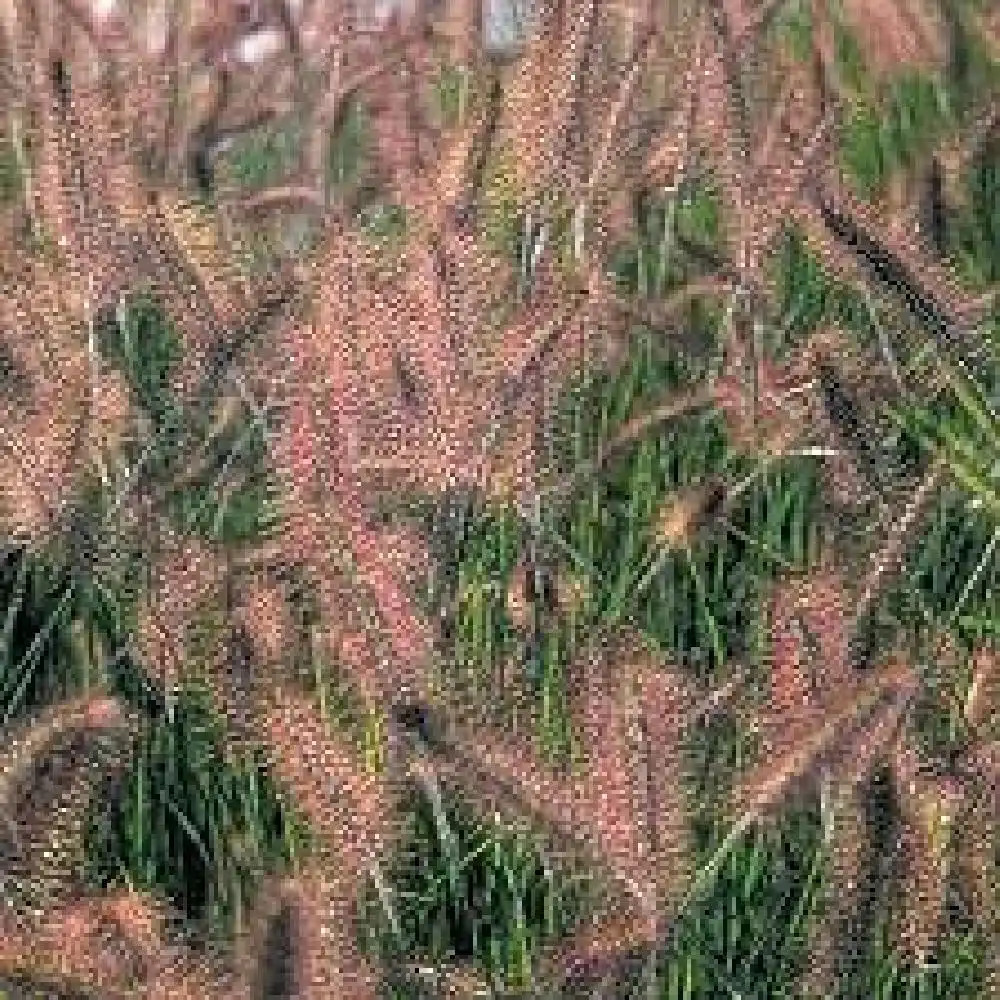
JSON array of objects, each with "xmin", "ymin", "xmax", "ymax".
[
  {"xmin": 0, "ymin": 262, "xmax": 93, "ymax": 543},
  {"xmin": 571, "ymin": 639, "xmax": 658, "ymax": 906},
  {"xmin": 799, "ymin": 688, "xmax": 917, "ymax": 995}
]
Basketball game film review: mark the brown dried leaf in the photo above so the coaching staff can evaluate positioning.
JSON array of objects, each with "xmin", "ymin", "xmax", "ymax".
[
  {"xmin": 652, "ymin": 487, "xmax": 711, "ymax": 550},
  {"xmin": 889, "ymin": 744, "xmax": 964, "ymax": 965},
  {"xmin": 964, "ymin": 644, "xmax": 1000, "ymax": 736}
]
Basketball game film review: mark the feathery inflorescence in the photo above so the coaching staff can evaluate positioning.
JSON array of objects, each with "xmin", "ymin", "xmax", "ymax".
[{"xmin": 0, "ymin": 1, "xmax": 998, "ymax": 997}]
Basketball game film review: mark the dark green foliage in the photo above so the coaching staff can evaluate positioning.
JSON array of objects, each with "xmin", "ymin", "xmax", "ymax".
[
  {"xmin": 943, "ymin": 4, "xmax": 1000, "ymax": 121},
  {"xmin": 433, "ymin": 64, "xmax": 474, "ymax": 130},
  {"xmin": 772, "ymin": 226, "xmax": 837, "ymax": 343},
  {"xmin": 610, "ymin": 182, "xmax": 722, "ymax": 300},
  {"xmin": 0, "ymin": 539, "xmax": 153, "ymax": 729},
  {"xmin": 769, "ymin": 227, "xmax": 877, "ymax": 357},
  {"xmin": 888, "ymin": 485, "xmax": 999, "ymax": 657},
  {"xmin": 773, "ymin": 0, "xmax": 813, "ymax": 64},
  {"xmin": 164, "ymin": 411, "xmax": 280, "ymax": 546},
  {"xmin": 327, "ymin": 97, "xmax": 371, "ymax": 197},
  {"xmin": 839, "ymin": 72, "xmax": 953, "ymax": 201},
  {"xmin": 833, "ymin": 18, "xmax": 869, "ymax": 96},
  {"xmin": 226, "ymin": 118, "xmax": 304, "ymax": 193},
  {"xmin": 708, "ymin": 811, "xmax": 824, "ymax": 996},
  {"xmin": 0, "ymin": 135, "xmax": 19, "ymax": 204},
  {"xmin": 93, "ymin": 293, "xmax": 281, "ymax": 547},
  {"xmin": 546, "ymin": 322, "xmax": 824, "ymax": 683},
  {"xmin": 360, "ymin": 202, "xmax": 408, "ymax": 246},
  {"xmin": 95, "ymin": 292, "xmax": 182, "ymax": 433},
  {"xmin": 853, "ymin": 918, "xmax": 985, "ymax": 1000},
  {"xmin": 685, "ymin": 709, "xmax": 760, "ymax": 852},
  {"xmin": 83, "ymin": 684, "xmax": 310, "ymax": 940},
  {"xmin": 880, "ymin": 74, "xmax": 952, "ymax": 178},
  {"xmin": 0, "ymin": 550, "xmax": 82, "ymax": 725},
  {"xmin": 840, "ymin": 101, "xmax": 891, "ymax": 200},
  {"xmin": 255, "ymin": 902, "xmax": 298, "ymax": 1000},
  {"xmin": 657, "ymin": 783, "xmax": 826, "ymax": 1000},
  {"xmin": 955, "ymin": 136, "xmax": 1000, "ymax": 286},
  {"xmin": 360, "ymin": 781, "xmax": 592, "ymax": 991}
]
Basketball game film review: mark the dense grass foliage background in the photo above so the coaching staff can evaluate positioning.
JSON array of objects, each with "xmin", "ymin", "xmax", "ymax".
[{"xmin": 1, "ymin": 1, "xmax": 999, "ymax": 997}]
